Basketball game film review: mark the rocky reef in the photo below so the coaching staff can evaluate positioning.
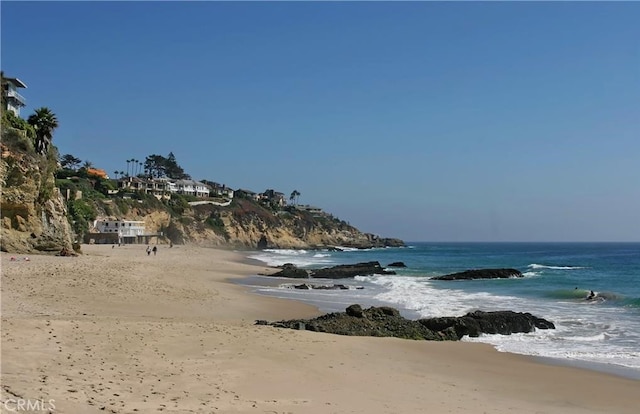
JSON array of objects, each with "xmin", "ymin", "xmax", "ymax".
[
  {"xmin": 431, "ymin": 268, "xmax": 523, "ymax": 281},
  {"xmin": 268, "ymin": 261, "xmax": 396, "ymax": 279},
  {"xmin": 257, "ymin": 305, "xmax": 555, "ymax": 341}
]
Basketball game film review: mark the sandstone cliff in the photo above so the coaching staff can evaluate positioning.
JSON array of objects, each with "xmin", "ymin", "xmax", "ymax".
[
  {"xmin": 88, "ymin": 197, "xmax": 403, "ymax": 250},
  {"xmin": 1, "ymin": 128, "xmax": 402, "ymax": 253},
  {"xmin": 1, "ymin": 130, "xmax": 74, "ymax": 253}
]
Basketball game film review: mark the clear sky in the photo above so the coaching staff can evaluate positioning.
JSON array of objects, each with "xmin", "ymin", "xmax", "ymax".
[{"xmin": 2, "ymin": 1, "xmax": 639, "ymax": 242}]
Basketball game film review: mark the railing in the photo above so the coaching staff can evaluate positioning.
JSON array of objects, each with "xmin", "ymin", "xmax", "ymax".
[{"xmin": 6, "ymin": 89, "xmax": 26, "ymax": 104}]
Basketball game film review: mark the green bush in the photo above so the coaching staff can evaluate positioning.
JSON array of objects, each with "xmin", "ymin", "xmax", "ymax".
[{"xmin": 68, "ymin": 199, "xmax": 97, "ymax": 237}]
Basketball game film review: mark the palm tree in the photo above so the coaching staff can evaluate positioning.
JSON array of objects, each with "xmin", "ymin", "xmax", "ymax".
[
  {"xmin": 126, "ymin": 159, "xmax": 131, "ymax": 177},
  {"xmin": 114, "ymin": 170, "xmax": 119, "ymax": 179},
  {"xmin": 290, "ymin": 190, "xmax": 301, "ymax": 205},
  {"xmin": 27, "ymin": 107, "xmax": 58, "ymax": 155}
]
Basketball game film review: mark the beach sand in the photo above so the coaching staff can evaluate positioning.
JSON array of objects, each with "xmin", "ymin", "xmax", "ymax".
[{"xmin": 1, "ymin": 244, "xmax": 637, "ymax": 413}]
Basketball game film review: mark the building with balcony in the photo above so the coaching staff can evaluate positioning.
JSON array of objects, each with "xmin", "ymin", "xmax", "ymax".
[
  {"xmin": 91, "ymin": 219, "xmax": 150, "ymax": 244},
  {"xmin": 174, "ymin": 179, "xmax": 210, "ymax": 198},
  {"xmin": 2, "ymin": 76, "xmax": 27, "ymax": 116}
]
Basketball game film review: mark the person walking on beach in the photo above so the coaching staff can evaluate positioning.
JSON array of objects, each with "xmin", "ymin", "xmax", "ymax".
[
  {"xmin": 146, "ymin": 245, "xmax": 151, "ymax": 256},
  {"xmin": 152, "ymin": 246, "xmax": 157, "ymax": 256}
]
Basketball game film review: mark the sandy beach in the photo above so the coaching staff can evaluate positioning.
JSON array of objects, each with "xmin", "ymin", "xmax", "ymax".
[{"xmin": 1, "ymin": 244, "xmax": 637, "ymax": 414}]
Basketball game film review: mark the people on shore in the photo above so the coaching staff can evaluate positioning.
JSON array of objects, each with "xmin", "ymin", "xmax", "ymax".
[{"xmin": 152, "ymin": 246, "xmax": 157, "ymax": 256}]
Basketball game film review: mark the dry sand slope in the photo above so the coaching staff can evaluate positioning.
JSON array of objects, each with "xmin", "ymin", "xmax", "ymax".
[{"xmin": 1, "ymin": 244, "xmax": 637, "ymax": 413}]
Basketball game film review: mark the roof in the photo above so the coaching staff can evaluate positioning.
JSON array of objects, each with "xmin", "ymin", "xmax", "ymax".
[{"xmin": 4, "ymin": 77, "xmax": 27, "ymax": 88}]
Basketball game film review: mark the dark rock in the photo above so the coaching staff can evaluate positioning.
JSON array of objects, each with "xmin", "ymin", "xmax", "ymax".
[
  {"xmin": 387, "ymin": 262, "xmax": 406, "ymax": 268},
  {"xmin": 381, "ymin": 238, "xmax": 405, "ymax": 247},
  {"xmin": 311, "ymin": 261, "xmax": 396, "ymax": 279},
  {"xmin": 260, "ymin": 305, "xmax": 555, "ymax": 342},
  {"xmin": 270, "ymin": 263, "xmax": 309, "ymax": 279},
  {"xmin": 256, "ymin": 235, "xmax": 268, "ymax": 250},
  {"xmin": 431, "ymin": 268, "xmax": 523, "ymax": 281},
  {"xmin": 346, "ymin": 304, "xmax": 364, "ymax": 317},
  {"xmin": 419, "ymin": 310, "xmax": 555, "ymax": 339},
  {"xmin": 291, "ymin": 283, "xmax": 351, "ymax": 290}
]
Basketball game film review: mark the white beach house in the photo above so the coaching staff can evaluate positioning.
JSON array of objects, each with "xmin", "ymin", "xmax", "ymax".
[
  {"xmin": 2, "ymin": 76, "xmax": 27, "ymax": 116},
  {"xmin": 174, "ymin": 179, "xmax": 210, "ymax": 198},
  {"xmin": 94, "ymin": 219, "xmax": 147, "ymax": 244}
]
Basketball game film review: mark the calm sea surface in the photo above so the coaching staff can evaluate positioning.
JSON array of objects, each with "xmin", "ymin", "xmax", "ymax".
[{"xmin": 240, "ymin": 242, "xmax": 640, "ymax": 377}]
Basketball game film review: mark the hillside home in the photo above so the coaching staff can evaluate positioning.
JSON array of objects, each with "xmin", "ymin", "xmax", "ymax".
[
  {"xmin": 235, "ymin": 189, "xmax": 260, "ymax": 200},
  {"xmin": 295, "ymin": 204, "xmax": 323, "ymax": 215},
  {"xmin": 208, "ymin": 182, "xmax": 234, "ymax": 199},
  {"xmin": 175, "ymin": 179, "xmax": 210, "ymax": 197},
  {"xmin": 2, "ymin": 76, "xmax": 27, "ymax": 116},
  {"xmin": 261, "ymin": 189, "xmax": 286, "ymax": 206},
  {"xmin": 93, "ymin": 219, "xmax": 147, "ymax": 244}
]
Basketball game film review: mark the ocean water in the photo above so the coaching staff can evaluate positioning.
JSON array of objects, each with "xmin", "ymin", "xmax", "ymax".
[{"xmin": 243, "ymin": 242, "xmax": 640, "ymax": 376}]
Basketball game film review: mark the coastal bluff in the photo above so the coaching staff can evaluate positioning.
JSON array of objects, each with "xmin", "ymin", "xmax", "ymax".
[
  {"xmin": 1, "ymin": 135, "xmax": 74, "ymax": 253},
  {"xmin": 0, "ymin": 132, "xmax": 403, "ymax": 253}
]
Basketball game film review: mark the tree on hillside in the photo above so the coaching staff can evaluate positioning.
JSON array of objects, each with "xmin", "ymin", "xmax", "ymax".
[
  {"xmin": 290, "ymin": 190, "xmax": 301, "ymax": 205},
  {"xmin": 82, "ymin": 160, "xmax": 93, "ymax": 169},
  {"xmin": 0, "ymin": 71, "xmax": 6, "ymax": 111},
  {"xmin": 144, "ymin": 152, "xmax": 190, "ymax": 179},
  {"xmin": 144, "ymin": 154, "xmax": 167, "ymax": 178},
  {"xmin": 165, "ymin": 152, "xmax": 190, "ymax": 179},
  {"xmin": 27, "ymin": 107, "xmax": 58, "ymax": 155},
  {"xmin": 60, "ymin": 154, "xmax": 82, "ymax": 171}
]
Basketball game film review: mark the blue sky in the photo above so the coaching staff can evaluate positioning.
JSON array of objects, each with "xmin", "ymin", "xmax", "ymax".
[{"xmin": 2, "ymin": 1, "xmax": 639, "ymax": 242}]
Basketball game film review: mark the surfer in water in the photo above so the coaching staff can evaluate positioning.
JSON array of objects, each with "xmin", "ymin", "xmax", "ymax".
[{"xmin": 586, "ymin": 290, "xmax": 596, "ymax": 300}]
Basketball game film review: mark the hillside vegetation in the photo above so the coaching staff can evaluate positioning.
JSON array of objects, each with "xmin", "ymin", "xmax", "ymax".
[{"xmin": 1, "ymin": 118, "xmax": 402, "ymax": 252}]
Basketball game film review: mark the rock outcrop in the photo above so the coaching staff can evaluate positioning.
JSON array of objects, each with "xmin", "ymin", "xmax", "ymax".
[
  {"xmin": 269, "ymin": 261, "xmax": 396, "ymax": 279},
  {"xmin": 286, "ymin": 283, "xmax": 361, "ymax": 290},
  {"xmin": 1, "ymin": 135, "xmax": 74, "ymax": 253},
  {"xmin": 419, "ymin": 310, "xmax": 556, "ymax": 339},
  {"xmin": 257, "ymin": 305, "xmax": 555, "ymax": 341},
  {"xmin": 431, "ymin": 268, "xmax": 523, "ymax": 281}
]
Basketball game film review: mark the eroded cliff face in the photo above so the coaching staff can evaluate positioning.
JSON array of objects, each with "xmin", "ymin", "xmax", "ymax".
[
  {"xmin": 0, "ymin": 131, "xmax": 401, "ymax": 253},
  {"xmin": 180, "ymin": 200, "xmax": 403, "ymax": 249},
  {"xmin": 93, "ymin": 198, "xmax": 402, "ymax": 250},
  {"xmin": 1, "ymin": 142, "xmax": 74, "ymax": 253}
]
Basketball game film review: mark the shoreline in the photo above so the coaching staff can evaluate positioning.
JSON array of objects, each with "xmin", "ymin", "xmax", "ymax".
[
  {"xmin": 236, "ymin": 252, "xmax": 640, "ymax": 381},
  {"xmin": 2, "ymin": 244, "xmax": 637, "ymax": 413}
]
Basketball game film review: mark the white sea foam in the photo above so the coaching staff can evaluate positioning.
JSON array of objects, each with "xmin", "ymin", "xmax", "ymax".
[
  {"xmin": 521, "ymin": 271, "xmax": 541, "ymax": 278},
  {"xmin": 354, "ymin": 273, "xmax": 640, "ymax": 371},
  {"xmin": 263, "ymin": 249, "xmax": 308, "ymax": 255},
  {"xmin": 358, "ymin": 275, "xmax": 522, "ymax": 318},
  {"xmin": 528, "ymin": 264, "xmax": 584, "ymax": 270},
  {"xmin": 248, "ymin": 249, "xmax": 334, "ymax": 267}
]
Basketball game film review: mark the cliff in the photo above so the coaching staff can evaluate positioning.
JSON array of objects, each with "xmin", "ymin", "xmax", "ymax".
[
  {"xmin": 1, "ymin": 128, "xmax": 402, "ymax": 253},
  {"xmin": 87, "ymin": 197, "xmax": 404, "ymax": 250},
  {"xmin": 1, "ymin": 129, "xmax": 74, "ymax": 253}
]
